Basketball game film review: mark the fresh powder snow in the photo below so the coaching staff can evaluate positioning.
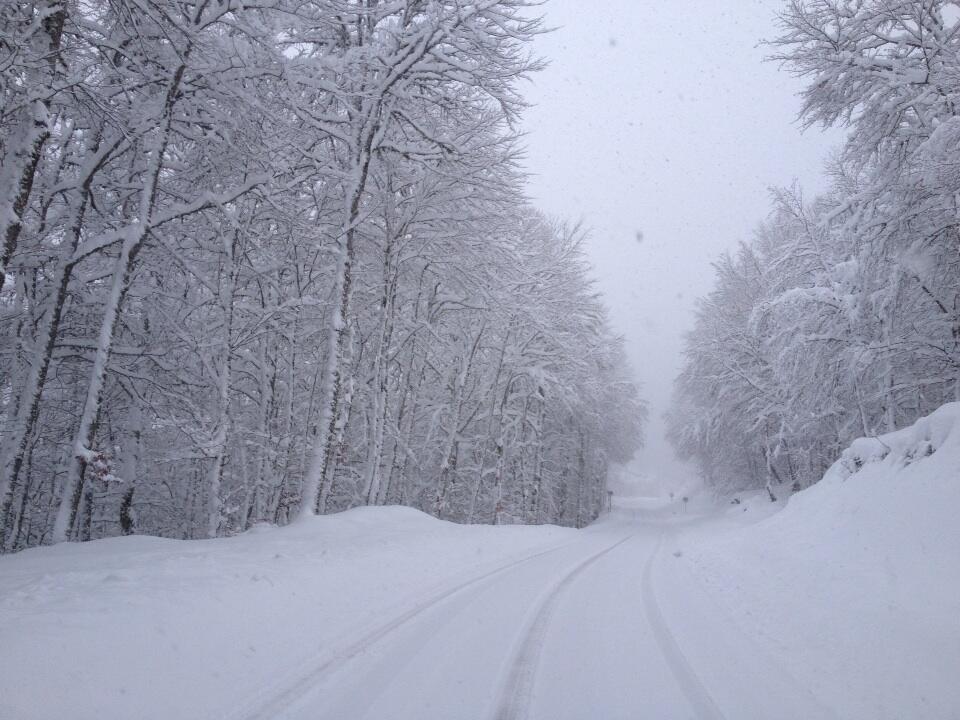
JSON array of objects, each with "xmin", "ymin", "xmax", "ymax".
[{"xmin": 2, "ymin": 406, "xmax": 958, "ymax": 718}]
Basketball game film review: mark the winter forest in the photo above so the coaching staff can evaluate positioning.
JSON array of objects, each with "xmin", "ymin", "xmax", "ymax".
[
  {"xmin": 3, "ymin": 2, "xmax": 960, "ymax": 719},
  {"xmin": 3, "ymin": 0, "xmax": 960, "ymax": 551},
  {"xmin": 669, "ymin": 1, "xmax": 960, "ymax": 499},
  {"xmin": 0, "ymin": 0, "xmax": 644, "ymax": 551}
]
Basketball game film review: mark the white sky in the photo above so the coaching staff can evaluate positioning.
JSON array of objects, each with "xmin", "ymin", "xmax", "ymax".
[{"xmin": 521, "ymin": 0, "xmax": 845, "ymax": 488}]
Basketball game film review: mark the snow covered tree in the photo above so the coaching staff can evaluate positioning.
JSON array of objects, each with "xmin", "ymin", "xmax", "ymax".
[
  {"xmin": 670, "ymin": 0, "xmax": 960, "ymax": 495},
  {"xmin": 0, "ymin": 0, "xmax": 644, "ymax": 550}
]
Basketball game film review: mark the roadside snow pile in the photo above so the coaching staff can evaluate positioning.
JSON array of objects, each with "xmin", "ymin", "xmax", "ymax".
[
  {"xmin": 0, "ymin": 506, "xmax": 574, "ymax": 720},
  {"xmin": 687, "ymin": 402, "xmax": 960, "ymax": 720},
  {"xmin": 807, "ymin": 399, "xmax": 959, "ymax": 493}
]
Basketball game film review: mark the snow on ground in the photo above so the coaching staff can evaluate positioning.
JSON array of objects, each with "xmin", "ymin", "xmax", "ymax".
[
  {"xmin": 681, "ymin": 402, "xmax": 960, "ymax": 720},
  {"xmin": 1, "ymin": 404, "xmax": 958, "ymax": 720},
  {"xmin": 0, "ymin": 507, "xmax": 575, "ymax": 720}
]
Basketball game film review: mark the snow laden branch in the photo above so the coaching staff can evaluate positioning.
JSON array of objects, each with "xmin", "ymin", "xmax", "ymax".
[
  {"xmin": 668, "ymin": 0, "xmax": 960, "ymax": 495},
  {"xmin": 0, "ymin": 1, "xmax": 643, "ymax": 551}
]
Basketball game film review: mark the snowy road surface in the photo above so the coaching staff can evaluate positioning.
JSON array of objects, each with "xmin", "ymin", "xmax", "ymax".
[
  {"xmin": 230, "ymin": 505, "xmax": 834, "ymax": 720},
  {"xmin": 1, "ymin": 495, "xmax": 957, "ymax": 720}
]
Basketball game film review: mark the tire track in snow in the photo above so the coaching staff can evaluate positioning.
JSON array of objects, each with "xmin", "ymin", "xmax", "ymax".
[
  {"xmin": 227, "ymin": 539, "xmax": 576, "ymax": 720},
  {"xmin": 641, "ymin": 533, "xmax": 727, "ymax": 720},
  {"xmin": 661, "ymin": 539, "xmax": 842, "ymax": 720},
  {"xmin": 491, "ymin": 533, "xmax": 636, "ymax": 720}
]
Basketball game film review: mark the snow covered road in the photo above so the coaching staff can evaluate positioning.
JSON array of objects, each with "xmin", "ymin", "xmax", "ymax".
[
  {"xmin": 2, "ymin": 492, "xmax": 957, "ymax": 720},
  {"xmin": 227, "ymin": 505, "xmax": 839, "ymax": 720}
]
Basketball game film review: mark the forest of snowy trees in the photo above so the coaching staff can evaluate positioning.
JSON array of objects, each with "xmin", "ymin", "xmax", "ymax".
[
  {"xmin": 0, "ymin": 0, "xmax": 645, "ymax": 551},
  {"xmin": 669, "ymin": 0, "xmax": 960, "ymax": 496}
]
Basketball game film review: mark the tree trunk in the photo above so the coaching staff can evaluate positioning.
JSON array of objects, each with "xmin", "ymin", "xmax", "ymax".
[
  {"xmin": 363, "ymin": 188, "xmax": 399, "ymax": 505},
  {"xmin": 52, "ymin": 66, "xmax": 185, "ymax": 544},
  {"xmin": 0, "ymin": 1, "xmax": 64, "ymax": 289},
  {"xmin": 207, "ymin": 230, "xmax": 239, "ymax": 538},
  {"xmin": 300, "ymin": 141, "xmax": 374, "ymax": 518},
  {"xmin": 0, "ymin": 131, "xmax": 118, "ymax": 549}
]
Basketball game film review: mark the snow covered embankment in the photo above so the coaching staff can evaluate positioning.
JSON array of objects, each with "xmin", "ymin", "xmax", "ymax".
[
  {"xmin": 0, "ymin": 506, "xmax": 574, "ymax": 720},
  {"xmin": 687, "ymin": 402, "xmax": 960, "ymax": 720}
]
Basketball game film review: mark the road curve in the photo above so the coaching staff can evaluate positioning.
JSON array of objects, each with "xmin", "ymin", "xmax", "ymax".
[{"xmin": 228, "ymin": 508, "xmax": 839, "ymax": 720}]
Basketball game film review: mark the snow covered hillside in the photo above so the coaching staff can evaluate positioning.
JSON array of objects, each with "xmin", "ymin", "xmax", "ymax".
[{"xmin": 684, "ymin": 402, "xmax": 960, "ymax": 719}]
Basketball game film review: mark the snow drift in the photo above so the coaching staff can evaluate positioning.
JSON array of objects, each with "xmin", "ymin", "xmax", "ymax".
[
  {"xmin": 0, "ymin": 506, "xmax": 574, "ymax": 720},
  {"xmin": 688, "ymin": 402, "xmax": 960, "ymax": 719}
]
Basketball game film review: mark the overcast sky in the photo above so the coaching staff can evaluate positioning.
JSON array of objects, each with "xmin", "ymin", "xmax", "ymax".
[{"xmin": 520, "ymin": 0, "xmax": 846, "ymax": 488}]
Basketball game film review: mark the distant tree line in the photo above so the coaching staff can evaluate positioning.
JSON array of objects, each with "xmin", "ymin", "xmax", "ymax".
[
  {"xmin": 0, "ymin": 0, "xmax": 645, "ymax": 551},
  {"xmin": 669, "ymin": 0, "xmax": 960, "ymax": 496}
]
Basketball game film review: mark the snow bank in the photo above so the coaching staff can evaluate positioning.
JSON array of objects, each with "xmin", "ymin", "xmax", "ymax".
[
  {"xmin": 815, "ymin": 399, "xmax": 959, "ymax": 482},
  {"xmin": 0, "ymin": 506, "xmax": 574, "ymax": 720},
  {"xmin": 687, "ymin": 402, "xmax": 960, "ymax": 719}
]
